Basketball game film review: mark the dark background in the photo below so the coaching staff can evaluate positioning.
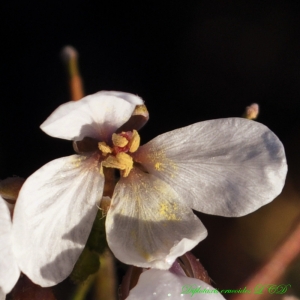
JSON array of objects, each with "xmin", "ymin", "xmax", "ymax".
[{"xmin": 2, "ymin": 0, "xmax": 300, "ymax": 297}]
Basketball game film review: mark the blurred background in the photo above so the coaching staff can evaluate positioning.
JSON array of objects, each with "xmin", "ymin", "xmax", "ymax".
[{"xmin": 1, "ymin": 0, "xmax": 300, "ymax": 298}]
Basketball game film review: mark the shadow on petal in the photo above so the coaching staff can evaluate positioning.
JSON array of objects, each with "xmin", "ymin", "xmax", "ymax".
[
  {"xmin": 38, "ymin": 206, "xmax": 100, "ymax": 284},
  {"xmin": 39, "ymin": 248, "xmax": 83, "ymax": 284},
  {"xmin": 262, "ymin": 130, "xmax": 285, "ymax": 162},
  {"xmin": 61, "ymin": 205, "xmax": 100, "ymax": 245},
  {"xmin": 107, "ymin": 212, "xmax": 206, "ymax": 269}
]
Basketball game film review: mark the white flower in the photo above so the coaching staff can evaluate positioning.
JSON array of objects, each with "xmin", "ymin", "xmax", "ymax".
[
  {"xmin": 0, "ymin": 196, "xmax": 20, "ymax": 295},
  {"xmin": 11, "ymin": 91, "xmax": 287, "ymax": 287},
  {"xmin": 122, "ymin": 253, "xmax": 225, "ymax": 300},
  {"xmin": 125, "ymin": 268, "xmax": 225, "ymax": 300}
]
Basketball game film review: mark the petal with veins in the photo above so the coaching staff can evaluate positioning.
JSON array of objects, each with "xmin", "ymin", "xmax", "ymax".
[
  {"xmin": 126, "ymin": 269, "xmax": 225, "ymax": 300},
  {"xmin": 106, "ymin": 168, "xmax": 207, "ymax": 269},
  {"xmin": 40, "ymin": 91, "xmax": 136, "ymax": 142},
  {"xmin": 12, "ymin": 154, "xmax": 104, "ymax": 287},
  {"xmin": 0, "ymin": 197, "xmax": 20, "ymax": 294},
  {"xmin": 134, "ymin": 118, "xmax": 287, "ymax": 217}
]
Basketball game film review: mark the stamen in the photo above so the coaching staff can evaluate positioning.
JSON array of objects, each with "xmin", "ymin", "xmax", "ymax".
[
  {"xmin": 117, "ymin": 153, "xmax": 134, "ymax": 177},
  {"xmin": 102, "ymin": 152, "xmax": 133, "ymax": 177},
  {"xmin": 128, "ymin": 130, "xmax": 140, "ymax": 153},
  {"xmin": 98, "ymin": 142, "xmax": 113, "ymax": 156},
  {"xmin": 112, "ymin": 133, "xmax": 129, "ymax": 147},
  {"xmin": 99, "ymin": 130, "xmax": 139, "ymax": 176}
]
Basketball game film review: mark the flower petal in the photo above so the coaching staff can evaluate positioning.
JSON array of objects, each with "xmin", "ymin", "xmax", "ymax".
[
  {"xmin": 40, "ymin": 91, "xmax": 137, "ymax": 141},
  {"xmin": 126, "ymin": 269, "xmax": 225, "ymax": 300},
  {"xmin": 99, "ymin": 91, "xmax": 144, "ymax": 106},
  {"xmin": 12, "ymin": 154, "xmax": 104, "ymax": 287},
  {"xmin": 0, "ymin": 197, "xmax": 20, "ymax": 294},
  {"xmin": 0, "ymin": 288, "xmax": 5, "ymax": 300},
  {"xmin": 106, "ymin": 168, "xmax": 207, "ymax": 269},
  {"xmin": 134, "ymin": 118, "xmax": 287, "ymax": 217}
]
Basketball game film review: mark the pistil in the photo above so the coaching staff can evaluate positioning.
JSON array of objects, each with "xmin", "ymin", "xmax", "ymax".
[{"xmin": 99, "ymin": 130, "xmax": 141, "ymax": 177}]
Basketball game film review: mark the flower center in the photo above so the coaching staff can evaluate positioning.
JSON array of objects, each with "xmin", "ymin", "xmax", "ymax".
[{"xmin": 99, "ymin": 130, "xmax": 140, "ymax": 177}]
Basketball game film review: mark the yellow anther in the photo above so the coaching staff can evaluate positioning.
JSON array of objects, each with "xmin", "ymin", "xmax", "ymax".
[
  {"xmin": 116, "ymin": 152, "xmax": 133, "ymax": 177},
  {"xmin": 98, "ymin": 142, "xmax": 113, "ymax": 156},
  {"xmin": 128, "ymin": 130, "xmax": 140, "ymax": 153},
  {"xmin": 102, "ymin": 156, "xmax": 121, "ymax": 169},
  {"xmin": 112, "ymin": 133, "xmax": 129, "ymax": 147},
  {"xmin": 155, "ymin": 162, "xmax": 162, "ymax": 171},
  {"xmin": 102, "ymin": 152, "xmax": 133, "ymax": 177}
]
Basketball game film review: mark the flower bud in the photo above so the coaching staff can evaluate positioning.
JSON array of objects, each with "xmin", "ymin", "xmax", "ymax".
[
  {"xmin": 176, "ymin": 252, "xmax": 210, "ymax": 284},
  {"xmin": 243, "ymin": 103, "xmax": 259, "ymax": 120}
]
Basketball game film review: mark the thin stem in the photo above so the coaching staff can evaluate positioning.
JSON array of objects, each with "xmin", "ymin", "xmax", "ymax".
[
  {"xmin": 230, "ymin": 217, "xmax": 300, "ymax": 300},
  {"xmin": 71, "ymin": 274, "xmax": 97, "ymax": 300},
  {"xmin": 61, "ymin": 46, "xmax": 84, "ymax": 101},
  {"xmin": 93, "ymin": 249, "xmax": 117, "ymax": 300},
  {"xmin": 103, "ymin": 168, "xmax": 117, "ymax": 198}
]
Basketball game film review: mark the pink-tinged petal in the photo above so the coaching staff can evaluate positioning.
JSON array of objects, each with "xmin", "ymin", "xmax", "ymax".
[
  {"xmin": 106, "ymin": 168, "xmax": 207, "ymax": 269},
  {"xmin": 40, "ymin": 91, "xmax": 137, "ymax": 142},
  {"xmin": 99, "ymin": 91, "xmax": 144, "ymax": 106},
  {"xmin": 134, "ymin": 118, "xmax": 287, "ymax": 217},
  {"xmin": 0, "ymin": 197, "xmax": 20, "ymax": 294},
  {"xmin": 12, "ymin": 154, "xmax": 104, "ymax": 287},
  {"xmin": 126, "ymin": 269, "xmax": 225, "ymax": 300}
]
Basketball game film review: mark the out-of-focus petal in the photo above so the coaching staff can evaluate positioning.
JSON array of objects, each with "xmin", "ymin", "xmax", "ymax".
[
  {"xmin": 40, "ymin": 91, "xmax": 136, "ymax": 142},
  {"xmin": 0, "ymin": 197, "xmax": 20, "ymax": 294},
  {"xmin": 12, "ymin": 154, "xmax": 104, "ymax": 287},
  {"xmin": 126, "ymin": 269, "xmax": 225, "ymax": 300},
  {"xmin": 134, "ymin": 118, "xmax": 287, "ymax": 217},
  {"xmin": 106, "ymin": 168, "xmax": 207, "ymax": 269},
  {"xmin": 99, "ymin": 91, "xmax": 144, "ymax": 106},
  {"xmin": 0, "ymin": 288, "xmax": 5, "ymax": 300}
]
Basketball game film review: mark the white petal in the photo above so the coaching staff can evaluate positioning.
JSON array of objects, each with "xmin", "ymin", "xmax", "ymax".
[
  {"xmin": 99, "ymin": 91, "xmax": 144, "ymax": 105},
  {"xmin": 134, "ymin": 118, "xmax": 287, "ymax": 217},
  {"xmin": 126, "ymin": 269, "xmax": 225, "ymax": 300},
  {"xmin": 40, "ymin": 91, "xmax": 136, "ymax": 141},
  {"xmin": 0, "ymin": 197, "xmax": 20, "ymax": 294},
  {"xmin": 0, "ymin": 288, "xmax": 6, "ymax": 300},
  {"xmin": 12, "ymin": 154, "xmax": 104, "ymax": 287},
  {"xmin": 106, "ymin": 168, "xmax": 207, "ymax": 269}
]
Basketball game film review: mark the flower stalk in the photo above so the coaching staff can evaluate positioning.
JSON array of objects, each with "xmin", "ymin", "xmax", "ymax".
[
  {"xmin": 230, "ymin": 216, "xmax": 300, "ymax": 300},
  {"xmin": 61, "ymin": 46, "xmax": 84, "ymax": 101}
]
